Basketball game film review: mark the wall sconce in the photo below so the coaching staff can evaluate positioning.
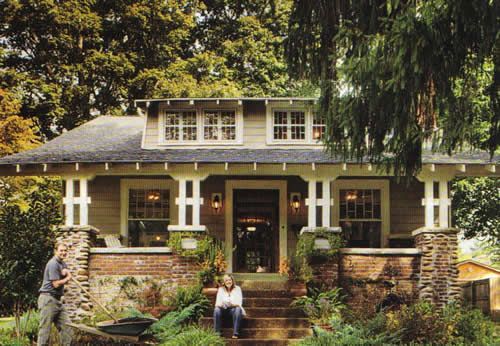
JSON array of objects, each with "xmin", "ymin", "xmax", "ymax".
[
  {"xmin": 290, "ymin": 193, "xmax": 301, "ymax": 214},
  {"xmin": 211, "ymin": 193, "xmax": 222, "ymax": 213}
]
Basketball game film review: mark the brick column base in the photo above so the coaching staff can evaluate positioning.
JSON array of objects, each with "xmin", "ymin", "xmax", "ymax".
[
  {"xmin": 412, "ymin": 227, "xmax": 461, "ymax": 309},
  {"xmin": 56, "ymin": 225, "xmax": 99, "ymax": 321}
]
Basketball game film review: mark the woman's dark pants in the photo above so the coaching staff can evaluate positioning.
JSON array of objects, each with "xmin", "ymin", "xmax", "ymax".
[{"xmin": 213, "ymin": 306, "xmax": 243, "ymax": 336}]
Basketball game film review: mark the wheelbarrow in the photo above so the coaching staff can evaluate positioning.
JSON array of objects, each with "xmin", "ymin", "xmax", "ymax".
[{"xmin": 71, "ymin": 278, "xmax": 157, "ymax": 337}]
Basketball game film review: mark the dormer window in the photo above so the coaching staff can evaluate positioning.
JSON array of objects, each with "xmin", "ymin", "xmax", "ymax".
[
  {"xmin": 266, "ymin": 105, "xmax": 325, "ymax": 145},
  {"xmin": 159, "ymin": 103, "xmax": 243, "ymax": 145},
  {"xmin": 204, "ymin": 110, "xmax": 236, "ymax": 141},
  {"xmin": 165, "ymin": 111, "xmax": 197, "ymax": 141}
]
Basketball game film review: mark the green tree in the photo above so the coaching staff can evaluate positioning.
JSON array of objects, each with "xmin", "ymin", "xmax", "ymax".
[
  {"xmin": 0, "ymin": 88, "xmax": 62, "ymax": 339},
  {"xmin": 287, "ymin": 0, "xmax": 498, "ymax": 176},
  {"xmin": 452, "ymin": 177, "xmax": 499, "ymax": 264}
]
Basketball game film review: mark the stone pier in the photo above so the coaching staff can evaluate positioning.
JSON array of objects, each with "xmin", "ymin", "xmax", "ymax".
[
  {"xmin": 56, "ymin": 225, "xmax": 99, "ymax": 321},
  {"xmin": 413, "ymin": 227, "xmax": 462, "ymax": 309}
]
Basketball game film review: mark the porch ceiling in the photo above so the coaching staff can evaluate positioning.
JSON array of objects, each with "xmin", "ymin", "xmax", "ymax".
[{"xmin": 0, "ymin": 115, "xmax": 497, "ymax": 168}]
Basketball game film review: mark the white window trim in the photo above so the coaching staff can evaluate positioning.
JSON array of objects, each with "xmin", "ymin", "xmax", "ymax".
[
  {"xmin": 333, "ymin": 179, "xmax": 390, "ymax": 247},
  {"xmin": 158, "ymin": 104, "xmax": 243, "ymax": 146},
  {"xmin": 265, "ymin": 104, "xmax": 324, "ymax": 146},
  {"xmin": 120, "ymin": 179, "xmax": 178, "ymax": 242}
]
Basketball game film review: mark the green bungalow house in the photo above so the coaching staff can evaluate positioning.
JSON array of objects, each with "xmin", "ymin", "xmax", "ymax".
[{"xmin": 0, "ymin": 97, "xmax": 498, "ymax": 344}]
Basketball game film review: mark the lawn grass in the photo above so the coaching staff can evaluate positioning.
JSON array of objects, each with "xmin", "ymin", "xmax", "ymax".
[{"xmin": 0, "ymin": 317, "xmax": 14, "ymax": 330}]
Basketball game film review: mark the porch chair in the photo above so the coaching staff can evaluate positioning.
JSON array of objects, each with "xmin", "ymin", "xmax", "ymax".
[{"xmin": 104, "ymin": 235, "xmax": 124, "ymax": 248}]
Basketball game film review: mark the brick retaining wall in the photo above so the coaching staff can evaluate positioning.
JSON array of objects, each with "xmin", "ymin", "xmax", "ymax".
[{"xmin": 88, "ymin": 249, "xmax": 200, "ymax": 308}]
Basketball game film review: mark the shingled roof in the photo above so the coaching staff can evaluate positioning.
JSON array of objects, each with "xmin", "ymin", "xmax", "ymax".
[{"xmin": 0, "ymin": 116, "xmax": 498, "ymax": 165}]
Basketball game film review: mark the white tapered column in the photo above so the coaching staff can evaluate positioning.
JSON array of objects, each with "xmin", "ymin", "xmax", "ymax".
[
  {"xmin": 424, "ymin": 179, "xmax": 434, "ymax": 228},
  {"xmin": 79, "ymin": 178, "xmax": 89, "ymax": 225},
  {"xmin": 308, "ymin": 180, "xmax": 317, "ymax": 227},
  {"xmin": 322, "ymin": 180, "xmax": 331, "ymax": 227},
  {"xmin": 178, "ymin": 179, "xmax": 187, "ymax": 226},
  {"xmin": 439, "ymin": 180, "xmax": 449, "ymax": 227},
  {"xmin": 64, "ymin": 179, "xmax": 74, "ymax": 226},
  {"xmin": 192, "ymin": 178, "xmax": 201, "ymax": 226}
]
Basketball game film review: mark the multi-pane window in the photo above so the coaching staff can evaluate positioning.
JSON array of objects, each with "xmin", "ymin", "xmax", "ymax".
[
  {"xmin": 128, "ymin": 189, "xmax": 170, "ymax": 247},
  {"xmin": 339, "ymin": 189, "xmax": 381, "ymax": 247},
  {"xmin": 312, "ymin": 113, "xmax": 326, "ymax": 141},
  {"xmin": 273, "ymin": 110, "xmax": 306, "ymax": 141},
  {"xmin": 165, "ymin": 111, "xmax": 197, "ymax": 141},
  {"xmin": 204, "ymin": 110, "xmax": 236, "ymax": 141}
]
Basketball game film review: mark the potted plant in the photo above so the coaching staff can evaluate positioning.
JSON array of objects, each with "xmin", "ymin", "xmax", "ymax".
[{"xmin": 291, "ymin": 287, "xmax": 345, "ymax": 331}]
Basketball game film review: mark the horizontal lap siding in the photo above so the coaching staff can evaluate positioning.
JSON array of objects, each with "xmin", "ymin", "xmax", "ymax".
[
  {"xmin": 390, "ymin": 178, "xmax": 424, "ymax": 235},
  {"xmin": 88, "ymin": 176, "xmax": 121, "ymax": 235},
  {"xmin": 144, "ymin": 112, "xmax": 158, "ymax": 148},
  {"xmin": 243, "ymin": 102, "xmax": 267, "ymax": 148}
]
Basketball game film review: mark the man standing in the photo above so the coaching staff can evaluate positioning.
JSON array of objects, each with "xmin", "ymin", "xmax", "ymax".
[{"xmin": 37, "ymin": 243, "xmax": 73, "ymax": 346}]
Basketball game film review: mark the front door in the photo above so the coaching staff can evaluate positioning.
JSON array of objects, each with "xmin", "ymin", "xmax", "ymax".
[{"xmin": 233, "ymin": 189, "xmax": 279, "ymax": 273}]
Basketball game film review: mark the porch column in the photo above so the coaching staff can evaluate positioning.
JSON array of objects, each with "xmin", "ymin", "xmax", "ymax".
[
  {"xmin": 64, "ymin": 179, "xmax": 74, "ymax": 226},
  {"xmin": 307, "ymin": 180, "xmax": 317, "ymax": 227},
  {"xmin": 177, "ymin": 179, "xmax": 187, "ymax": 226},
  {"xmin": 79, "ymin": 178, "xmax": 89, "ymax": 226},
  {"xmin": 63, "ymin": 177, "xmax": 91, "ymax": 226},
  {"xmin": 321, "ymin": 179, "xmax": 331, "ymax": 227},
  {"xmin": 438, "ymin": 180, "xmax": 449, "ymax": 228},
  {"xmin": 192, "ymin": 177, "xmax": 201, "ymax": 226},
  {"xmin": 424, "ymin": 179, "xmax": 434, "ymax": 227}
]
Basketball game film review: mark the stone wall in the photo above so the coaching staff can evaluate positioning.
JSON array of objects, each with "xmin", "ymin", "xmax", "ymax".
[
  {"xmin": 88, "ymin": 249, "xmax": 200, "ymax": 309},
  {"xmin": 56, "ymin": 226, "xmax": 99, "ymax": 321},
  {"xmin": 413, "ymin": 227, "xmax": 462, "ymax": 309}
]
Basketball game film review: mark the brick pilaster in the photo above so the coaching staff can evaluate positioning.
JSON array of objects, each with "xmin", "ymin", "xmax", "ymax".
[
  {"xmin": 413, "ymin": 227, "xmax": 461, "ymax": 309},
  {"xmin": 56, "ymin": 225, "xmax": 99, "ymax": 321}
]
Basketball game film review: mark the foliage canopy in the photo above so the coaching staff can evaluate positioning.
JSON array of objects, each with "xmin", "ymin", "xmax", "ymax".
[{"xmin": 287, "ymin": 0, "xmax": 498, "ymax": 176}]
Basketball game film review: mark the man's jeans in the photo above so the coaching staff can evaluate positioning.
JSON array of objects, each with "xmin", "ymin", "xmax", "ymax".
[
  {"xmin": 37, "ymin": 294, "xmax": 72, "ymax": 346},
  {"xmin": 213, "ymin": 306, "xmax": 243, "ymax": 336}
]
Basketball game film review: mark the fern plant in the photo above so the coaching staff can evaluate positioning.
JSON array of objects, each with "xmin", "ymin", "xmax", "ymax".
[{"xmin": 159, "ymin": 326, "xmax": 224, "ymax": 346}]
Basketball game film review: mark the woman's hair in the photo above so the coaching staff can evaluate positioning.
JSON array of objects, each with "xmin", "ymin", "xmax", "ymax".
[{"xmin": 222, "ymin": 274, "xmax": 236, "ymax": 291}]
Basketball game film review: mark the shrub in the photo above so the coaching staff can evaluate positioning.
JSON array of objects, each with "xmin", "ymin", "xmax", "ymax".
[
  {"xmin": 292, "ymin": 287, "xmax": 345, "ymax": 325},
  {"xmin": 453, "ymin": 306, "xmax": 496, "ymax": 345},
  {"xmin": 151, "ymin": 303, "xmax": 203, "ymax": 339},
  {"xmin": 164, "ymin": 285, "xmax": 210, "ymax": 322},
  {"xmin": 0, "ymin": 334, "xmax": 30, "ymax": 346},
  {"xmin": 159, "ymin": 326, "xmax": 224, "ymax": 346}
]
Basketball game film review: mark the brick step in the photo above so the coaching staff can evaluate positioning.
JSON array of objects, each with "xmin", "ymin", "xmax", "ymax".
[
  {"xmin": 221, "ymin": 328, "xmax": 311, "ymax": 339},
  {"xmin": 206, "ymin": 297, "xmax": 294, "ymax": 308},
  {"xmin": 238, "ymin": 289, "xmax": 297, "ymax": 298},
  {"xmin": 205, "ymin": 307, "xmax": 304, "ymax": 318},
  {"xmin": 224, "ymin": 339, "xmax": 302, "ymax": 346},
  {"xmin": 200, "ymin": 317, "xmax": 310, "ymax": 329}
]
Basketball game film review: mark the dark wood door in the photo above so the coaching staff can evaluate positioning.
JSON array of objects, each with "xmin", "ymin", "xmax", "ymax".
[{"xmin": 233, "ymin": 189, "xmax": 279, "ymax": 273}]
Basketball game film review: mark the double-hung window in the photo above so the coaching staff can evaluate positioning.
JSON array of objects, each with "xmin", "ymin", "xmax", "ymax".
[
  {"xmin": 334, "ymin": 180, "xmax": 390, "ymax": 248},
  {"xmin": 164, "ymin": 111, "xmax": 197, "ymax": 141},
  {"xmin": 204, "ymin": 110, "xmax": 236, "ymax": 141},
  {"xmin": 273, "ymin": 110, "xmax": 306, "ymax": 141},
  {"xmin": 312, "ymin": 112, "xmax": 326, "ymax": 141}
]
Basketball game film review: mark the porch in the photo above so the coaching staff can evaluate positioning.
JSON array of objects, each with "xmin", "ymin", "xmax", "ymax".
[{"xmin": 55, "ymin": 161, "xmax": 476, "ymax": 273}]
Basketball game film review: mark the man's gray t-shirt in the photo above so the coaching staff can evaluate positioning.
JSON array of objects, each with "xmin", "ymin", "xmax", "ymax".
[{"xmin": 39, "ymin": 256, "xmax": 68, "ymax": 298}]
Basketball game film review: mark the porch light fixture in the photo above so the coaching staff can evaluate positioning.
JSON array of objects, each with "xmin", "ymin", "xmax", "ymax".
[
  {"xmin": 345, "ymin": 190, "xmax": 358, "ymax": 201},
  {"xmin": 147, "ymin": 191, "xmax": 161, "ymax": 201},
  {"xmin": 211, "ymin": 193, "xmax": 222, "ymax": 213},
  {"xmin": 290, "ymin": 193, "xmax": 301, "ymax": 214}
]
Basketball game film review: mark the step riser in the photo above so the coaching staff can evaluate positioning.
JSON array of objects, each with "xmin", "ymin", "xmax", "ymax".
[
  {"xmin": 200, "ymin": 317, "xmax": 309, "ymax": 329},
  {"xmin": 207, "ymin": 298, "xmax": 293, "ymax": 308},
  {"xmin": 225, "ymin": 339, "xmax": 301, "ymax": 346},
  {"xmin": 205, "ymin": 308, "xmax": 304, "ymax": 318},
  {"xmin": 220, "ymin": 328, "xmax": 311, "ymax": 339},
  {"xmin": 236, "ymin": 290, "xmax": 298, "ymax": 298}
]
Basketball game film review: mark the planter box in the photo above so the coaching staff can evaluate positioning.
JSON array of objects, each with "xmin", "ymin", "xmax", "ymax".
[
  {"xmin": 314, "ymin": 237, "xmax": 330, "ymax": 250},
  {"xmin": 181, "ymin": 238, "xmax": 197, "ymax": 249}
]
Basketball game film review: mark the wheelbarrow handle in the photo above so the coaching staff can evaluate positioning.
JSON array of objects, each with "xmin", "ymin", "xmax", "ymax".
[{"xmin": 71, "ymin": 277, "xmax": 118, "ymax": 323}]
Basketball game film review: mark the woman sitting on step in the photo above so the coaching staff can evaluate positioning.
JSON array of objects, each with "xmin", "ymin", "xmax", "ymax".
[{"xmin": 214, "ymin": 274, "xmax": 246, "ymax": 339}]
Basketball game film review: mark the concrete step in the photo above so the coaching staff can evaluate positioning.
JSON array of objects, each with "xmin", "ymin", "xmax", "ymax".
[
  {"xmin": 225, "ymin": 339, "xmax": 302, "ymax": 346},
  {"xmin": 240, "ymin": 307, "xmax": 305, "ymax": 318},
  {"xmin": 206, "ymin": 297, "xmax": 294, "ymax": 308},
  {"xmin": 221, "ymin": 328, "xmax": 312, "ymax": 339},
  {"xmin": 239, "ymin": 289, "xmax": 297, "ymax": 298},
  {"xmin": 200, "ymin": 317, "xmax": 310, "ymax": 329}
]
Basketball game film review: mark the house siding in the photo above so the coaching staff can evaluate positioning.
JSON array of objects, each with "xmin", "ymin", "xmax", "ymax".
[
  {"xmin": 390, "ymin": 178, "xmax": 425, "ymax": 235},
  {"xmin": 88, "ymin": 176, "xmax": 121, "ymax": 234}
]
